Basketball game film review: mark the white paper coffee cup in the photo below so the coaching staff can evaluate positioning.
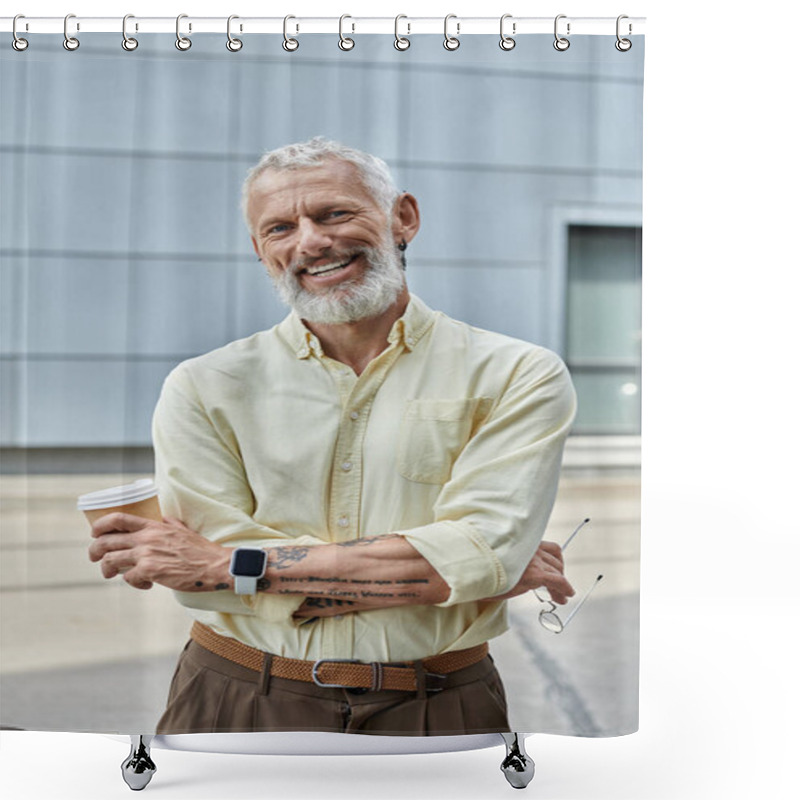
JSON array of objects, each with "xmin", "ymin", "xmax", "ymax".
[{"xmin": 78, "ymin": 479, "xmax": 162, "ymax": 524}]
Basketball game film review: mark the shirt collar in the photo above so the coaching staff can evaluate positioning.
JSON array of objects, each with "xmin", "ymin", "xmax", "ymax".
[{"xmin": 278, "ymin": 294, "xmax": 435, "ymax": 360}]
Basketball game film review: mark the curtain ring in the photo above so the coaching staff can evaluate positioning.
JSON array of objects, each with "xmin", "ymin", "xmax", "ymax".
[
  {"xmin": 227, "ymin": 15, "xmax": 243, "ymax": 51},
  {"xmin": 283, "ymin": 15, "xmax": 299, "ymax": 51},
  {"xmin": 175, "ymin": 14, "xmax": 192, "ymax": 51},
  {"xmin": 63, "ymin": 13, "xmax": 80, "ymax": 51},
  {"xmin": 499, "ymin": 14, "xmax": 516, "ymax": 51},
  {"xmin": 615, "ymin": 15, "xmax": 632, "ymax": 52},
  {"xmin": 338, "ymin": 15, "xmax": 355, "ymax": 51},
  {"xmin": 122, "ymin": 14, "xmax": 139, "ymax": 51},
  {"xmin": 553, "ymin": 14, "xmax": 570, "ymax": 51},
  {"xmin": 12, "ymin": 15, "xmax": 29, "ymax": 52},
  {"xmin": 394, "ymin": 15, "xmax": 410, "ymax": 51},
  {"xmin": 443, "ymin": 14, "xmax": 460, "ymax": 51}
]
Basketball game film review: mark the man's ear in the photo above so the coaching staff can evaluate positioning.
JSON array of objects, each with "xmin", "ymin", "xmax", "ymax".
[{"xmin": 392, "ymin": 193, "xmax": 421, "ymax": 245}]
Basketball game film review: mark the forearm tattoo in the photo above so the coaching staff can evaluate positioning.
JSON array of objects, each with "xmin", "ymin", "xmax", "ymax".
[
  {"xmin": 254, "ymin": 537, "xmax": 429, "ymax": 602},
  {"xmin": 303, "ymin": 597, "xmax": 357, "ymax": 609},
  {"xmin": 270, "ymin": 546, "xmax": 311, "ymax": 569},
  {"xmin": 334, "ymin": 535, "xmax": 389, "ymax": 548}
]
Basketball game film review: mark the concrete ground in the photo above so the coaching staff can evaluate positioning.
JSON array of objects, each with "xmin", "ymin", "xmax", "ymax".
[{"xmin": 0, "ymin": 472, "xmax": 639, "ymax": 735}]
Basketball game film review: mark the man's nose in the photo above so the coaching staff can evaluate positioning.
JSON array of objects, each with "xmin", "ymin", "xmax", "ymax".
[{"xmin": 296, "ymin": 218, "xmax": 333, "ymax": 256}]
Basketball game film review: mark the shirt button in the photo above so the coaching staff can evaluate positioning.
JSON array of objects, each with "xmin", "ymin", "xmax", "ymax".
[
  {"xmin": 349, "ymin": 411, "xmax": 359, "ymax": 420},
  {"xmin": 337, "ymin": 515, "xmax": 349, "ymax": 527},
  {"xmin": 341, "ymin": 461, "xmax": 353, "ymax": 472}
]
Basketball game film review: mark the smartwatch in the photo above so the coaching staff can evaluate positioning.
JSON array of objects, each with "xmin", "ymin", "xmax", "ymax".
[{"xmin": 229, "ymin": 547, "xmax": 268, "ymax": 595}]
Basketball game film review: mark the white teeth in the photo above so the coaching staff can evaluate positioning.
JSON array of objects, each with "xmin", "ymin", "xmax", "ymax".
[{"xmin": 305, "ymin": 257, "xmax": 353, "ymax": 276}]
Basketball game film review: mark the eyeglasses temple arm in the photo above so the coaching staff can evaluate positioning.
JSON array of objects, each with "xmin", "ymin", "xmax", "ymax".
[
  {"xmin": 561, "ymin": 517, "xmax": 590, "ymax": 553},
  {"xmin": 560, "ymin": 574, "xmax": 604, "ymax": 629}
]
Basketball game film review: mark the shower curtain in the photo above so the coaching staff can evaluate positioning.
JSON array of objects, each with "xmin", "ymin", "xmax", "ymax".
[{"xmin": 0, "ymin": 25, "xmax": 643, "ymax": 741}]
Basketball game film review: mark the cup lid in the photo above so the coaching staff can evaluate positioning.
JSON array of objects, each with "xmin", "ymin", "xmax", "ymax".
[{"xmin": 77, "ymin": 478, "xmax": 158, "ymax": 511}]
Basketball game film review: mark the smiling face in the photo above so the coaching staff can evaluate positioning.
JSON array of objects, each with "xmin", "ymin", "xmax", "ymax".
[{"xmin": 248, "ymin": 158, "xmax": 419, "ymax": 324}]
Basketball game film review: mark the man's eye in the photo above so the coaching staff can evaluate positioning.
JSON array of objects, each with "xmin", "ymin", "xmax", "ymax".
[
  {"xmin": 326, "ymin": 210, "xmax": 349, "ymax": 220},
  {"xmin": 267, "ymin": 224, "xmax": 290, "ymax": 235}
]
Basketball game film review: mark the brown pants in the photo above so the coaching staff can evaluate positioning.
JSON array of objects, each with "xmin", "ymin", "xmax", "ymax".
[{"xmin": 156, "ymin": 640, "xmax": 510, "ymax": 736}]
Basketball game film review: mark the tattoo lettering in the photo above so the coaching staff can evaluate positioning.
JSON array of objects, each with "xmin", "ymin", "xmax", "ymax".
[
  {"xmin": 214, "ymin": 583, "xmax": 230, "ymax": 591},
  {"xmin": 360, "ymin": 591, "xmax": 395, "ymax": 598},
  {"xmin": 272, "ymin": 575, "xmax": 431, "ymax": 592},
  {"xmin": 334, "ymin": 534, "xmax": 399, "ymax": 548},
  {"xmin": 279, "ymin": 588, "xmax": 359, "ymax": 600},
  {"xmin": 195, "ymin": 581, "xmax": 204, "ymax": 588},
  {"xmin": 334, "ymin": 536, "xmax": 379, "ymax": 547},
  {"xmin": 304, "ymin": 597, "xmax": 357, "ymax": 610},
  {"xmin": 256, "ymin": 577, "xmax": 271, "ymax": 592}
]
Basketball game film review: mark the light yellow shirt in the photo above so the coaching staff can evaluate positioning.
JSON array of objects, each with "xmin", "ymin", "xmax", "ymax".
[{"xmin": 152, "ymin": 294, "xmax": 576, "ymax": 661}]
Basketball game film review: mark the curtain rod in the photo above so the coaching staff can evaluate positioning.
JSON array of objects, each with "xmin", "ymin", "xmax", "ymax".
[{"xmin": 1, "ymin": 16, "xmax": 646, "ymax": 37}]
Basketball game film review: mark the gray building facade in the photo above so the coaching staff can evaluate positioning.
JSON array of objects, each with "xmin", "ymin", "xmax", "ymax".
[{"xmin": 1, "ymin": 33, "xmax": 643, "ymax": 473}]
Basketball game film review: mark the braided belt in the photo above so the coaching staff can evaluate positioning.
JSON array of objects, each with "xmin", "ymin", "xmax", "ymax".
[{"xmin": 191, "ymin": 621, "xmax": 489, "ymax": 692}]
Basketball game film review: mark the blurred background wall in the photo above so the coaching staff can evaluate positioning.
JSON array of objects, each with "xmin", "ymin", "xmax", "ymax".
[{"xmin": 1, "ymin": 33, "xmax": 642, "ymax": 475}]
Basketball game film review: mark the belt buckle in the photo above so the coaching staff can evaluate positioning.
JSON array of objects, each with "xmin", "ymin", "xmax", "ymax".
[
  {"xmin": 312, "ymin": 659, "xmax": 388, "ymax": 691},
  {"xmin": 311, "ymin": 658, "xmax": 362, "ymax": 689},
  {"xmin": 425, "ymin": 671, "xmax": 447, "ymax": 693}
]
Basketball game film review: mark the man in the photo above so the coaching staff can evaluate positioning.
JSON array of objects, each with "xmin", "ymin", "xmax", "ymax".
[{"xmin": 89, "ymin": 138, "xmax": 577, "ymax": 736}]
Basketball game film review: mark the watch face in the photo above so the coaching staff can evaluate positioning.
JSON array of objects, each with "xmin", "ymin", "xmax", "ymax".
[{"xmin": 232, "ymin": 549, "xmax": 267, "ymax": 577}]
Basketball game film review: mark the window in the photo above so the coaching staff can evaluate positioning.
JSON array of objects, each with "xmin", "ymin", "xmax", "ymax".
[{"xmin": 565, "ymin": 225, "xmax": 642, "ymax": 435}]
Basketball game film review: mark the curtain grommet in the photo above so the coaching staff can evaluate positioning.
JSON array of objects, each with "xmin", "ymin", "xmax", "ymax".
[
  {"xmin": 63, "ymin": 14, "xmax": 80, "ymax": 51},
  {"xmin": 12, "ymin": 15, "xmax": 29, "ymax": 51},
  {"xmin": 175, "ymin": 14, "xmax": 192, "ymax": 51},
  {"xmin": 283, "ymin": 15, "xmax": 299, "ymax": 51},
  {"xmin": 499, "ymin": 14, "xmax": 516, "ymax": 51},
  {"xmin": 394, "ymin": 15, "xmax": 410, "ymax": 51},
  {"xmin": 122, "ymin": 14, "xmax": 139, "ymax": 51},
  {"xmin": 443, "ymin": 14, "xmax": 460, "ymax": 51},
  {"xmin": 553, "ymin": 14, "xmax": 570, "ymax": 51},
  {"xmin": 226, "ymin": 15, "xmax": 243, "ymax": 52},
  {"xmin": 338, "ymin": 15, "xmax": 355, "ymax": 51},
  {"xmin": 615, "ymin": 15, "xmax": 632, "ymax": 51}
]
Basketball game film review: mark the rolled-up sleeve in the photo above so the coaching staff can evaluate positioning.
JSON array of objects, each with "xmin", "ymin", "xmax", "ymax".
[
  {"xmin": 152, "ymin": 363, "xmax": 325, "ymax": 622},
  {"xmin": 400, "ymin": 348, "xmax": 576, "ymax": 606}
]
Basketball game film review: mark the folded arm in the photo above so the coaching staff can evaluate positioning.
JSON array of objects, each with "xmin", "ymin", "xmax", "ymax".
[
  {"xmin": 88, "ymin": 518, "xmax": 572, "ymax": 613},
  {"xmin": 257, "ymin": 535, "xmax": 450, "ymax": 607},
  {"xmin": 395, "ymin": 349, "xmax": 578, "ymax": 606},
  {"xmin": 291, "ymin": 539, "xmax": 572, "ymax": 619},
  {"xmin": 92, "ymin": 348, "xmax": 576, "ymax": 619}
]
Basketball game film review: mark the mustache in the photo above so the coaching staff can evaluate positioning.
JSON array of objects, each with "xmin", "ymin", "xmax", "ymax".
[{"xmin": 291, "ymin": 248, "xmax": 364, "ymax": 275}]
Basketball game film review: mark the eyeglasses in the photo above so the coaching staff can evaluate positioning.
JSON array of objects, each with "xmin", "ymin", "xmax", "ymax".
[{"xmin": 536, "ymin": 518, "xmax": 603, "ymax": 634}]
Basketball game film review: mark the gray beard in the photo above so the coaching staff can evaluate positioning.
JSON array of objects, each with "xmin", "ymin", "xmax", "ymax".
[{"xmin": 266, "ymin": 235, "xmax": 406, "ymax": 325}]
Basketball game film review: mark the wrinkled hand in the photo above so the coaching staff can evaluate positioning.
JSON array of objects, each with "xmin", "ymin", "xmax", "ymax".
[
  {"xmin": 493, "ymin": 541, "xmax": 575, "ymax": 604},
  {"xmin": 88, "ymin": 513, "xmax": 231, "ymax": 592}
]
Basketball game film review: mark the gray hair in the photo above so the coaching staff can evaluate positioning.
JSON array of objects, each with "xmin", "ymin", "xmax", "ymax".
[{"xmin": 241, "ymin": 137, "xmax": 400, "ymax": 234}]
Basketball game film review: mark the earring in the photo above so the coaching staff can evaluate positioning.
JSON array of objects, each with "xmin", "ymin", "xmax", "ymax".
[{"xmin": 398, "ymin": 239, "xmax": 408, "ymax": 270}]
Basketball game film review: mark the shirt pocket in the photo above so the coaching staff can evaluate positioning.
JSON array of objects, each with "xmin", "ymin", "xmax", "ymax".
[{"xmin": 396, "ymin": 398, "xmax": 493, "ymax": 485}]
